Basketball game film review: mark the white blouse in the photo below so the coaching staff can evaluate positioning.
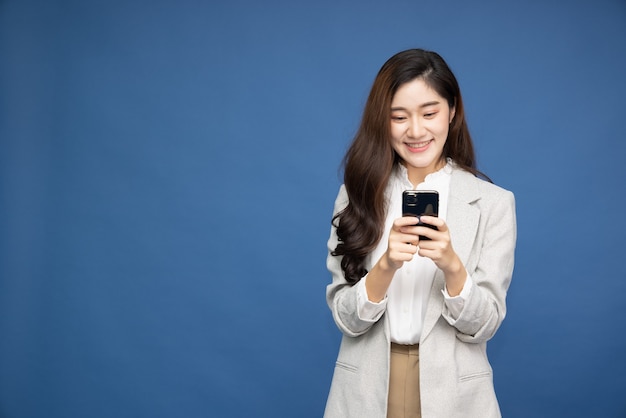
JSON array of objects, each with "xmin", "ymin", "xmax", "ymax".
[{"xmin": 355, "ymin": 160, "xmax": 473, "ymax": 345}]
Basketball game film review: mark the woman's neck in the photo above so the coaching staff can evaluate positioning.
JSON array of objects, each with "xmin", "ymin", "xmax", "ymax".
[{"xmin": 403, "ymin": 158, "xmax": 446, "ymax": 187}]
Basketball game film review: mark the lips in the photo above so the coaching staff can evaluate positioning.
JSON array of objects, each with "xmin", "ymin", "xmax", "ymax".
[{"xmin": 406, "ymin": 139, "xmax": 433, "ymax": 151}]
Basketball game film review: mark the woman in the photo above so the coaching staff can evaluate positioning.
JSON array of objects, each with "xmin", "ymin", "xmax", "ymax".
[{"xmin": 324, "ymin": 49, "xmax": 516, "ymax": 418}]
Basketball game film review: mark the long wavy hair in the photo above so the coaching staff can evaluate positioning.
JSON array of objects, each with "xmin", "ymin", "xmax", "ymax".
[{"xmin": 332, "ymin": 48, "xmax": 488, "ymax": 285}]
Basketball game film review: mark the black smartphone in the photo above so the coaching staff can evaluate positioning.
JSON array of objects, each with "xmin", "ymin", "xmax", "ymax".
[{"xmin": 402, "ymin": 190, "xmax": 439, "ymax": 240}]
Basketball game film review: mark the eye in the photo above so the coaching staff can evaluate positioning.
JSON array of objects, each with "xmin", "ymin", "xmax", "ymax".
[
  {"xmin": 391, "ymin": 115, "xmax": 407, "ymax": 122},
  {"xmin": 423, "ymin": 111, "xmax": 438, "ymax": 119}
]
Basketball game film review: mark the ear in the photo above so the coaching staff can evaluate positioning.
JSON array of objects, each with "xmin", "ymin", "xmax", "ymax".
[{"xmin": 449, "ymin": 106, "xmax": 456, "ymax": 124}]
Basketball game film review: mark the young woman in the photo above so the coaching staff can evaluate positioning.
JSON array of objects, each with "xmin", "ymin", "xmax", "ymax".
[{"xmin": 324, "ymin": 49, "xmax": 517, "ymax": 418}]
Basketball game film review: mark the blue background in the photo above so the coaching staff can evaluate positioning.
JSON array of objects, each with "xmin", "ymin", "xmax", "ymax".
[{"xmin": 1, "ymin": 1, "xmax": 626, "ymax": 417}]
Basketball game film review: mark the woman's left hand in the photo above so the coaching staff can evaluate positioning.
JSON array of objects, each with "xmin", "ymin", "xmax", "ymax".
[{"xmin": 415, "ymin": 216, "xmax": 467, "ymax": 295}]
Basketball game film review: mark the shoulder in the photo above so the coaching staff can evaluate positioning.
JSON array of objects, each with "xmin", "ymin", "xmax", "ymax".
[
  {"xmin": 450, "ymin": 167, "xmax": 514, "ymax": 203},
  {"xmin": 332, "ymin": 184, "xmax": 349, "ymax": 215}
]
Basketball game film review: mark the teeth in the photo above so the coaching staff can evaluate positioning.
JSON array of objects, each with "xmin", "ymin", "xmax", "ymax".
[{"xmin": 408, "ymin": 140, "xmax": 430, "ymax": 147}]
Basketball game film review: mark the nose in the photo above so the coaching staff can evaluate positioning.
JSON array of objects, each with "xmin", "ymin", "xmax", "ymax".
[{"xmin": 407, "ymin": 117, "xmax": 425, "ymax": 138}]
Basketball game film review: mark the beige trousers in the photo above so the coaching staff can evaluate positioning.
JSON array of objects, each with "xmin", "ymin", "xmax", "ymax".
[{"xmin": 387, "ymin": 343, "xmax": 421, "ymax": 418}]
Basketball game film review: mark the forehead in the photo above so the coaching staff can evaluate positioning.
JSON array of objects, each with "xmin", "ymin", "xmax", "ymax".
[{"xmin": 391, "ymin": 78, "xmax": 446, "ymax": 106}]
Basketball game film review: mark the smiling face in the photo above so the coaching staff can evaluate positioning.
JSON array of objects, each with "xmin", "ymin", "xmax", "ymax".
[{"xmin": 390, "ymin": 77, "xmax": 456, "ymax": 186}]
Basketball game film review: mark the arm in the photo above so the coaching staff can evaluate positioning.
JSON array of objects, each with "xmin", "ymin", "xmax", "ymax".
[
  {"xmin": 442, "ymin": 190, "xmax": 517, "ymax": 343},
  {"xmin": 325, "ymin": 186, "xmax": 376, "ymax": 337},
  {"xmin": 325, "ymin": 186, "xmax": 423, "ymax": 337}
]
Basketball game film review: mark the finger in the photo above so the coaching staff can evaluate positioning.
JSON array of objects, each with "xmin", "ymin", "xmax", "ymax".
[
  {"xmin": 417, "ymin": 246, "xmax": 439, "ymax": 260},
  {"xmin": 394, "ymin": 216, "xmax": 420, "ymax": 229},
  {"xmin": 419, "ymin": 215, "xmax": 447, "ymax": 232},
  {"xmin": 402, "ymin": 242, "xmax": 419, "ymax": 256},
  {"xmin": 387, "ymin": 244, "xmax": 418, "ymax": 264},
  {"xmin": 415, "ymin": 226, "xmax": 438, "ymax": 241},
  {"xmin": 390, "ymin": 236, "xmax": 420, "ymax": 251},
  {"xmin": 417, "ymin": 236, "xmax": 446, "ymax": 252},
  {"xmin": 390, "ymin": 230, "xmax": 419, "ymax": 243}
]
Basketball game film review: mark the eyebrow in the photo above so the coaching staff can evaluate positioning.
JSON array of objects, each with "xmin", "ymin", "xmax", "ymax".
[{"xmin": 391, "ymin": 101, "xmax": 441, "ymax": 111}]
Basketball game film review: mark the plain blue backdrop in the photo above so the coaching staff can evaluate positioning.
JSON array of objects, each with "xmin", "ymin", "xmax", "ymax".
[{"xmin": 1, "ymin": 1, "xmax": 625, "ymax": 417}]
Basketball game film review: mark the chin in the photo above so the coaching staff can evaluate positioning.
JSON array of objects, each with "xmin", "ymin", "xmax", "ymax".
[{"xmin": 406, "ymin": 157, "xmax": 436, "ymax": 169}]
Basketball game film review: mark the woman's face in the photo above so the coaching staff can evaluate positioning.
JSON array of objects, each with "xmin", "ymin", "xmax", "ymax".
[{"xmin": 389, "ymin": 78, "xmax": 455, "ymax": 185}]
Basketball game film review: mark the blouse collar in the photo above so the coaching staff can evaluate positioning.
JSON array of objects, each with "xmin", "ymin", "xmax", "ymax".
[{"xmin": 394, "ymin": 158, "xmax": 454, "ymax": 189}]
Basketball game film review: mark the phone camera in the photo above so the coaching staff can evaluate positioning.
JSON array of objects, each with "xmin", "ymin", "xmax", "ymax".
[{"xmin": 406, "ymin": 194, "xmax": 418, "ymax": 204}]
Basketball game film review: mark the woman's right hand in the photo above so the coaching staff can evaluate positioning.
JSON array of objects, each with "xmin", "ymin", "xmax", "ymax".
[
  {"xmin": 380, "ymin": 216, "xmax": 421, "ymax": 271},
  {"xmin": 364, "ymin": 216, "xmax": 420, "ymax": 302}
]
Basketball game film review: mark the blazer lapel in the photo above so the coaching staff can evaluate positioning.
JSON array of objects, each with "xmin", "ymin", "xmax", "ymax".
[{"xmin": 420, "ymin": 168, "xmax": 481, "ymax": 344}]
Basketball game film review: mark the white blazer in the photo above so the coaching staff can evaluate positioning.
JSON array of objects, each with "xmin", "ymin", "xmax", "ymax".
[{"xmin": 324, "ymin": 167, "xmax": 517, "ymax": 418}]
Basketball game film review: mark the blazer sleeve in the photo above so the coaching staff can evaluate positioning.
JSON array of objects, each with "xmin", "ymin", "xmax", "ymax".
[
  {"xmin": 325, "ymin": 185, "xmax": 382, "ymax": 337},
  {"xmin": 443, "ymin": 186, "xmax": 517, "ymax": 344}
]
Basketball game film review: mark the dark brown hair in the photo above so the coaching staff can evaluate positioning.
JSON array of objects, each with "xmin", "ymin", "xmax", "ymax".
[{"xmin": 332, "ymin": 48, "xmax": 488, "ymax": 285}]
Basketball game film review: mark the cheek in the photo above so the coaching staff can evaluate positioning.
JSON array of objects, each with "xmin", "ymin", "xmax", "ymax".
[
  {"xmin": 390, "ymin": 124, "xmax": 404, "ymax": 140},
  {"xmin": 435, "ymin": 121, "xmax": 450, "ymax": 138}
]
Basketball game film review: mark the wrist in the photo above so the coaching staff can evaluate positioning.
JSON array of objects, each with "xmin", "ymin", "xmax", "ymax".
[
  {"xmin": 379, "ymin": 253, "xmax": 400, "ymax": 272},
  {"xmin": 443, "ymin": 255, "xmax": 463, "ymax": 277},
  {"xmin": 444, "ymin": 257, "xmax": 466, "ymax": 296}
]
